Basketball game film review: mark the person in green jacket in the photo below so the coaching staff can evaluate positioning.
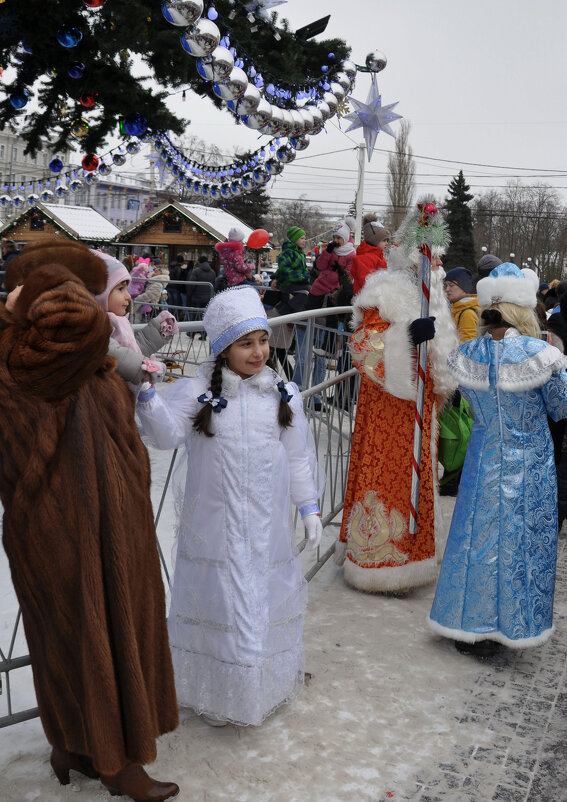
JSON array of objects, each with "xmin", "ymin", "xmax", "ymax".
[{"xmin": 272, "ymin": 227, "xmax": 309, "ymax": 290}]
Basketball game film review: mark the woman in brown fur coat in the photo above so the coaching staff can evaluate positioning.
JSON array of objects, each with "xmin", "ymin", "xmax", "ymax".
[{"xmin": 1, "ymin": 242, "xmax": 179, "ymax": 802}]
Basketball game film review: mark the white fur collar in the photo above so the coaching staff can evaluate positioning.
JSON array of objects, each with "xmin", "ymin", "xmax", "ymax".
[{"xmin": 196, "ymin": 358, "xmax": 283, "ymax": 398}]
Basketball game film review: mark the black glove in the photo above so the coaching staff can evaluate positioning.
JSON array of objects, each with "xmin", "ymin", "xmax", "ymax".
[
  {"xmin": 408, "ymin": 316, "xmax": 436, "ymax": 347},
  {"xmin": 326, "ymin": 241, "xmax": 337, "ymax": 253}
]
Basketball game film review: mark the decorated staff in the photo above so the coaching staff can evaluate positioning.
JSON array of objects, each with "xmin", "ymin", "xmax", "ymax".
[{"xmin": 336, "ymin": 198, "xmax": 458, "ymax": 594}]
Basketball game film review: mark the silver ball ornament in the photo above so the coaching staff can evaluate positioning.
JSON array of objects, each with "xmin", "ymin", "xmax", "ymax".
[
  {"xmin": 323, "ymin": 92, "xmax": 338, "ymax": 114},
  {"xmin": 210, "ymin": 46, "xmax": 234, "ymax": 80},
  {"xmin": 298, "ymin": 107, "xmax": 314, "ymax": 134},
  {"xmin": 340, "ymin": 59, "xmax": 357, "ymax": 79},
  {"xmin": 306, "ymin": 106, "xmax": 324, "ymax": 134},
  {"xmin": 212, "ymin": 66, "xmax": 248, "ymax": 102},
  {"xmin": 40, "ymin": 189, "xmax": 54, "ymax": 202},
  {"xmin": 365, "ymin": 50, "xmax": 387, "ymax": 73},
  {"xmin": 55, "ymin": 185, "xmax": 68, "ymax": 197},
  {"xmin": 259, "ymin": 105, "xmax": 283, "ymax": 136},
  {"xmin": 278, "ymin": 109, "xmax": 294, "ymax": 139},
  {"xmin": 316, "ymin": 100, "xmax": 331, "ymax": 122},
  {"xmin": 252, "ymin": 166, "xmax": 270, "ymax": 186},
  {"xmin": 230, "ymin": 84, "xmax": 261, "ymax": 115},
  {"xmin": 27, "ymin": 193, "xmax": 39, "ymax": 206},
  {"xmin": 276, "ymin": 145, "xmax": 296, "ymax": 164},
  {"xmin": 181, "ymin": 19, "xmax": 220, "ymax": 58},
  {"xmin": 289, "ymin": 109, "xmax": 305, "ymax": 137},
  {"xmin": 70, "ymin": 178, "xmax": 83, "ymax": 191},
  {"xmin": 230, "ymin": 180, "xmax": 244, "ymax": 196},
  {"xmin": 162, "ymin": 0, "xmax": 204, "ymax": 27},
  {"xmin": 241, "ymin": 98, "xmax": 273, "ymax": 130},
  {"xmin": 329, "ymin": 82, "xmax": 346, "ymax": 103},
  {"xmin": 126, "ymin": 140, "xmax": 141, "ymax": 155},
  {"xmin": 265, "ymin": 158, "xmax": 284, "ymax": 176},
  {"xmin": 293, "ymin": 134, "xmax": 310, "ymax": 151},
  {"xmin": 12, "ymin": 194, "xmax": 25, "ymax": 206},
  {"xmin": 112, "ymin": 153, "xmax": 127, "ymax": 166},
  {"xmin": 98, "ymin": 162, "xmax": 113, "ymax": 176},
  {"xmin": 334, "ymin": 72, "xmax": 352, "ymax": 92},
  {"xmin": 0, "ymin": 194, "xmax": 12, "ymax": 206}
]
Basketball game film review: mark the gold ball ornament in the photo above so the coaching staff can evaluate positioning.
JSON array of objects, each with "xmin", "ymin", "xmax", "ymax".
[{"xmin": 70, "ymin": 117, "xmax": 90, "ymax": 138}]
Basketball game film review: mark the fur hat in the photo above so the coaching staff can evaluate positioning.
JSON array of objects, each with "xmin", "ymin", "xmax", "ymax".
[
  {"xmin": 228, "ymin": 227, "xmax": 244, "ymax": 242},
  {"xmin": 477, "ymin": 253, "xmax": 502, "ymax": 279},
  {"xmin": 332, "ymin": 221, "xmax": 351, "ymax": 245},
  {"xmin": 362, "ymin": 213, "xmax": 390, "ymax": 247},
  {"xmin": 203, "ymin": 286, "xmax": 270, "ymax": 355},
  {"xmin": 444, "ymin": 267, "xmax": 476, "ymax": 294},
  {"xmin": 477, "ymin": 263, "xmax": 537, "ymax": 308},
  {"xmin": 4, "ymin": 238, "xmax": 107, "ymax": 295},
  {"xmin": 286, "ymin": 226, "xmax": 306, "ymax": 244},
  {"xmin": 93, "ymin": 251, "xmax": 132, "ymax": 312}
]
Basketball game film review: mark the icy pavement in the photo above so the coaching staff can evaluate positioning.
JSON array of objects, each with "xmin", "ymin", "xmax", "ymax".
[{"xmin": 1, "ymin": 492, "xmax": 566, "ymax": 801}]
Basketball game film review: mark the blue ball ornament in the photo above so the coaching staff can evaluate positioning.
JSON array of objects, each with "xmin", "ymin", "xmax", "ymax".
[
  {"xmin": 57, "ymin": 25, "xmax": 83, "ymax": 48},
  {"xmin": 49, "ymin": 158, "xmax": 64, "ymax": 173},
  {"xmin": 68, "ymin": 62, "xmax": 85, "ymax": 79},
  {"xmin": 9, "ymin": 90, "xmax": 29, "ymax": 109},
  {"xmin": 122, "ymin": 113, "xmax": 148, "ymax": 137}
]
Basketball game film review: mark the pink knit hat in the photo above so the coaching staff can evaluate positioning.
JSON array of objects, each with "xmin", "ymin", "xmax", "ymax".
[{"xmin": 93, "ymin": 251, "xmax": 132, "ymax": 312}]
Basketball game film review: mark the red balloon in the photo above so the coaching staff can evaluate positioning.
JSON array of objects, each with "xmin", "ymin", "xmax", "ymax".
[
  {"xmin": 246, "ymin": 229, "xmax": 269, "ymax": 249},
  {"xmin": 82, "ymin": 153, "xmax": 99, "ymax": 171}
]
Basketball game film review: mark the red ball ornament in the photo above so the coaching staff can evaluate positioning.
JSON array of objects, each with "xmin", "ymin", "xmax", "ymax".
[
  {"xmin": 246, "ymin": 228, "xmax": 270, "ymax": 249},
  {"xmin": 83, "ymin": 0, "xmax": 106, "ymax": 7},
  {"xmin": 423, "ymin": 202, "xmax": 437, "ymax": 217},
  {"xmin": 79, "ymin": 93, "xmax": 98, "ymax": 108},
  {"xmin": 82, "ymin": 153, "xmax": 99, "ymax": 171}
]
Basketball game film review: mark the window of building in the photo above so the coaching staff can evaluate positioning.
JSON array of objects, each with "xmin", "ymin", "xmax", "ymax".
[
  {"xmin": 0, "ymin": 145, "xmax": 4, "ymax": 159},
  {"xmin": 12, "ymin": 147, "xmax": 17, "ymax": 161}
]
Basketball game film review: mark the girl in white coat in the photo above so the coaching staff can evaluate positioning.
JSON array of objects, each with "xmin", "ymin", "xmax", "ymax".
[{"xmin": 136, "ymin": 286, "xmax": 323, "ymax": 726}]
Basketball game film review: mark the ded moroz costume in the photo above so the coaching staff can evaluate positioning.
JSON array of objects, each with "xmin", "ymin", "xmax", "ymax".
[
  {"xmin": 336, "ymin": 200, "xmax": 459, "ymax": 593},
  {"xmin": 137, "ymin": 287, "xmax": 324, "ymax": 725},
  {"xmin": 429, "ymin": 264, "xmax": 567, "ymax": 649}
]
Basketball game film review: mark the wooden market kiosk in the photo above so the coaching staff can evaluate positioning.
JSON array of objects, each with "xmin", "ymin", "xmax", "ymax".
[
  {"xmin": 0, "ymin": 202, "xmax": 121, "ymax": 248},
  {"xmin": 114, "ymin": 200, "xmax": 255, "ymax": 267}
]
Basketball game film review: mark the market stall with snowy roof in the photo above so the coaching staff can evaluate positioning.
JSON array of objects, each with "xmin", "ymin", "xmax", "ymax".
[
  {"xmin": 0, "ymin": 203, "xmax": 120, "ymax": 247},
  {"xmin": 114, "ymin": 199, "xmax": 260, "ymax": 265}
]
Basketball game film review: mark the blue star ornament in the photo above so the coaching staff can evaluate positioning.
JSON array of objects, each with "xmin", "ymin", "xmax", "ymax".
[{"xmin": 343, "ymin": 77, "xmax": 402, "ymax": 161}]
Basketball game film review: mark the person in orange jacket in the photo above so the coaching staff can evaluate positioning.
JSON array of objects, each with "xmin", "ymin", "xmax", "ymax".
[{"xmin": 350, "ymin": 214, "xmax": 390, "ymax": 295}]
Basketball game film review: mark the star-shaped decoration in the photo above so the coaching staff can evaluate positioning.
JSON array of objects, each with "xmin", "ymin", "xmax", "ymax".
[
  {"xmin": 243, "ymin": 1, "xmax": 287, "ymax": 22},
  {"xmin": 343, "ymin": 75, "xmax": 402, "ymax": 161}
]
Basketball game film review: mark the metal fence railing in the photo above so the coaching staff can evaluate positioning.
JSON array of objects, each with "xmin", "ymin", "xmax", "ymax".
[{"xmin": 0, "ymin": 306, "xmax": 358, "ymax": 729}]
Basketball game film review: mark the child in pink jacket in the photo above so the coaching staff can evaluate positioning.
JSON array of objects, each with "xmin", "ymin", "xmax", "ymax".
[{"xmin": 309, "ymin": 221, "xmax": 355, "ymax": 298}]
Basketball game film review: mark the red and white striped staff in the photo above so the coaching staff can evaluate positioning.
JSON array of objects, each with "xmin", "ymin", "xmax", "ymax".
[{"xmin": 409, "ymin": 244, "xmax": 432, "ymax": 537}]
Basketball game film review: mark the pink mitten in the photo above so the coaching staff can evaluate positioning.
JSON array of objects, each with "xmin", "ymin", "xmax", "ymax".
[
  {"xmin": 154, "ymin": 310, "xmax": 179, "ymax": 336},
  {"xmin": 142, "ymin": 358, "xmax": 167, "ymax": 384}
]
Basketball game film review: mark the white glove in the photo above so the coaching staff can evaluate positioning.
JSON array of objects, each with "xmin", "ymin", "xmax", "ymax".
[{"xmin": 304, "ymin": 514, "xmax": 323, "ymax": 550}]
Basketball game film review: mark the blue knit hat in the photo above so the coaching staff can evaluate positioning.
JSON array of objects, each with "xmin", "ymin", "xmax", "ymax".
[{"xmin": 444, "ymin": 267, "xmax": 475, "ymax": 294}]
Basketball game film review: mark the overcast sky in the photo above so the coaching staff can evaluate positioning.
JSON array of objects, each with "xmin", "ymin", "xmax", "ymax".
[{"xmin": 158, "ymin": 0, "xmax": 567, "ymax": 221}]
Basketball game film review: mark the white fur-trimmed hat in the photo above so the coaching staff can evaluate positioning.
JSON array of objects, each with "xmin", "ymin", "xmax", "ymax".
[
  {"xmin": 477, "ymin": 262, "xmax": 537, "ymax": 308},
  {"xmin": 203, "ymin": 285, "xmax": 269, "ymax": 355}
]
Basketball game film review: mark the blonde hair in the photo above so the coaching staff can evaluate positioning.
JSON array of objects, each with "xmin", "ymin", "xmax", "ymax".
[{"xmin": 478, "ymin": 302, "xmax": 541, "ymax": 339}]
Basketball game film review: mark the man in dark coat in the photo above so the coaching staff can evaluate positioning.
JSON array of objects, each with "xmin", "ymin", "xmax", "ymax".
[{"xmin": 1, "ymin": 242, "xmax": 179, "ymax": 801}]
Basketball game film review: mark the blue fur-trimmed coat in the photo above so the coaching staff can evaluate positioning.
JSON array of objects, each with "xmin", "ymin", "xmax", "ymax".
[{"xmin": 428, "ymin": 329, "xmax": 567, "ymax": 647}]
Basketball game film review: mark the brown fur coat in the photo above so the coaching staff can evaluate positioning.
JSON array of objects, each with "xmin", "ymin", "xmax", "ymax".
[{"xmin": 0, "ymin": 264, "xmax": 178, "ymax": 774}]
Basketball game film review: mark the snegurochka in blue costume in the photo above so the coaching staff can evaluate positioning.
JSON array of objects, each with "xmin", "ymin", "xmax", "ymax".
[{"xmin": 428, "ymin": 263, "xmax": 567, "ymax": 657}]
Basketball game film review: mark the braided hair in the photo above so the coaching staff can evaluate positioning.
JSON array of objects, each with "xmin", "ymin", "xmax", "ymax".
[
  {"xmin": 192, "ymin": 355, "xmax": 293, "ymax": 437},
  {"xmin": 192, "ymin": 355, "xmax": 224, "ymax": 437}
]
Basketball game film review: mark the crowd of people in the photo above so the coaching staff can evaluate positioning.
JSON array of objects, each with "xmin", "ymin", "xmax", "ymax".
[{"xmin": 1, "ymin": 210, "xmax": 567, "ymax": 801}]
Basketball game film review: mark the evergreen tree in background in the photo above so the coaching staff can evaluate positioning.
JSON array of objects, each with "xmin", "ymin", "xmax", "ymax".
[
  {"xmin": 0, "ymin": 0, "xmax": 349, "ymax": 156},
  {"xmin": 443, "ymin": 170, "xmax": 476, "ymax": 269}
]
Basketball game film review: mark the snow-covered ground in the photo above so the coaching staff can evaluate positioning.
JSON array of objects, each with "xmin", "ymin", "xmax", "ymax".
[{"xmin": 1, "ymin": 444, "xmax": 564, "ymax": 802}]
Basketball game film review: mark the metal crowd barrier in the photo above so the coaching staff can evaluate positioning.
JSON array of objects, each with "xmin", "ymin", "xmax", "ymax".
[{"xmin": 0, "ymin": 306, "xmax": 358, "ymax": 729}]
